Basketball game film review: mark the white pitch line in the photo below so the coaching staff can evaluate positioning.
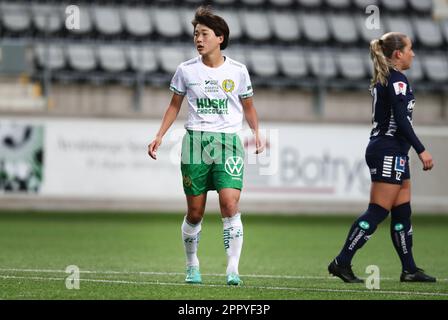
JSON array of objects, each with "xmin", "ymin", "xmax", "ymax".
[
  {"xmin": 1, "ymin": 274, "xmax": 448, "ymax": 298},
  {"xmin": 0, "ymin": 268, "xmax": 184, "ymax": 277},
  {"xmin": 0, "ymin": 267, "xmax": 447, "ymax": 282},
  {"xmin": 2, "ymin": 267, "xmax": 448, "ymax": 282},
  {"xmin": 0, "ymin": 268, "xmax": 330, "ymax": 280}
]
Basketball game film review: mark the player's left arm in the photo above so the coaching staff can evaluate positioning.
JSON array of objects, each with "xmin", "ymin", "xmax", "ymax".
[
  {"xmin": 391, "ymin": 100, "xmax": 425, "ymax": 152},
  {"xmin": 241, "ymin": 97, "xmax": 264, "ymax": 154},
  {"xmin": 392, "ymin": 102, "xmax": 433, "ymax": 170},
  {"xmin": 389, "ymin": 77, "xmax": 433, "ymax": 170}
]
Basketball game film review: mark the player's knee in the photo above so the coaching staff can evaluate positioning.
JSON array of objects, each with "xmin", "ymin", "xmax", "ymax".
[
  {"xmin": 391, "ymin": 202, "xmax": 411, "ymax": 220},
  {"xmin": 186, "ymin": 214, "xmax": 202, "ymax": 225},
  {"xmin": 187, "ymin": 207, "xmax": 204, "ymax": 224},
  {"xmin": 220, "ymin": 201, "xmax": 238, "ymax": 217}
]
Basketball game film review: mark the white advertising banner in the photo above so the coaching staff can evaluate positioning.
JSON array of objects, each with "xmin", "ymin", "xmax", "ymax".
[
  {"xmin": 241, "ymin": 123, "xmax": 371, "ymax": 202},
  {"xmin": 2, "ymin": 118, "xmax": 374, "ymax": 201},
  {"xmin": 41, "ymin": 119, "xmax": 185, "ymax": 199}
]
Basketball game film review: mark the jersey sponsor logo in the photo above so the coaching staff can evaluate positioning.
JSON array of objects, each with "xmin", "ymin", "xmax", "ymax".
[
  {"xmin": 393, "ymin": 81, "xmax": 407, "ymax": 96},
  {"xmin": 222, "ymin": 79, "xmax": 235, "ymax": 93},
  {"xmin": 224, "ymin": 156, "xmax": 244, "ymax": 177},
  {"xmin": 196, "ymin": 98, "xmax": 229, "ymax": 114},
  {"xmin": 204, "ymin": 80, "xmax": 219, "ymax": 93},
  {"xmin": 370, "ymin": 168, "xmax": 377, "ymax": 175},
  {"xmin": 394, "ymin": 156, "xmax": 406, "ymax": 181},
  {"xmin": 394, "ymin": 156, "xmax": 406, "ymax": 173}
]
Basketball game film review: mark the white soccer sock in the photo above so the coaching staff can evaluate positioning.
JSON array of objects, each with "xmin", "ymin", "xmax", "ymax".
[
  {"xmin": 222, "ymin": 213, "xmax": 244, "ymax": 275},
  {"xmin": 181, "ymin": 216, "xmax": 202, "ymax": 267}
]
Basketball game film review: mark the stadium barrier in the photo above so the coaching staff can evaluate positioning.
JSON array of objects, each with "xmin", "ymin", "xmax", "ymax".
[{"xmin": 1, "ymin": 117, "xmax": 447, "ymax": 214}]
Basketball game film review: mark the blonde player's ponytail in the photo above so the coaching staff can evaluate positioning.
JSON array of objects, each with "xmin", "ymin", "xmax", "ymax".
[
  {"xmin": 370, "ymin": 39, "xmax": 391, "ymax": 88},
  {"xmin": 369, "ymin": 32, "xmax": 408, "ymax": 88}
]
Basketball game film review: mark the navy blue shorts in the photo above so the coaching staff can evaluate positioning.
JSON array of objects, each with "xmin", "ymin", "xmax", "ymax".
[{"xmin": 365, "ymin": 154, "xmax": 410, "ymax": 185}]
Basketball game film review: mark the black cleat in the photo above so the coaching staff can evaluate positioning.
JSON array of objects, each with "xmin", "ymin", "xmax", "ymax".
[
  {"xmin": 328, "ymin": 259, "xmax": 363, "ymax": 283},
  {"xmin": 400, "ymin": 268, "xmax": 436, "ymax": 283}
]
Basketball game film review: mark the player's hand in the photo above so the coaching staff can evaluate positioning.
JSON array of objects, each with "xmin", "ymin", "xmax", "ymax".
[
  {"xmin": 148, "ymin": 136, "xmax": 162, "ymax": 160},
  {"xmin": 418, "ymin": 150, "xmax": 433, "ymax": 171},
  {"xmin": 254, "ymin": 134, "xmax": 265, "ymax": 154}
]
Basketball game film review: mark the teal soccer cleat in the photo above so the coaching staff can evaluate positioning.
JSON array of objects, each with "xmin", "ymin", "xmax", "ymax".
[
  {"xmin": 185, "ymin": 266, "xmax": 202, "ymax": 284},
  {"xmin": 226, "ymin": 273, "xmax": 243, "ymax": 286}
]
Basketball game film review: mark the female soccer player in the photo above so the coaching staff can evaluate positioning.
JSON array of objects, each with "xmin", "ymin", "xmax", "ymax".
[
  {"xmin": 328, "ymin": 32, "xmax": 436, "ymax": 283},
  {"xmin": 148, "ymin": 6, "xmax": 263, "ymax": 285}
]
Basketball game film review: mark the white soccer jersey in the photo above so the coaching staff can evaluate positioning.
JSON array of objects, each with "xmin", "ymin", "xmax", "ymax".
[{"xmin": 170, "ymin": 56, "xmax": 253, "ymax": 133}]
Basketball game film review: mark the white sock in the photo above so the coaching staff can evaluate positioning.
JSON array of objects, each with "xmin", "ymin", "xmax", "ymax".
[
  {"xmin": 181, "ymin": 216, "xmax": 202, "ymax": 268},
  {"xmin": 222, "ymin": 213, "xmax": 243, "ymax": 275}
]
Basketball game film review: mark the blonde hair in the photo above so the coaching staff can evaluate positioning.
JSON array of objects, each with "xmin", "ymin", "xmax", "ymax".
[{"xmin": 369, "ymin": 32, "xmax": 408, "ymax": 88}]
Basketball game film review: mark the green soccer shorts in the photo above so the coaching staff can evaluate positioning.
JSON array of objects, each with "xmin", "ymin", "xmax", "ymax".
[{"xmin": 180, "ymin": 130, "xmax": 245, "ymax": 195}]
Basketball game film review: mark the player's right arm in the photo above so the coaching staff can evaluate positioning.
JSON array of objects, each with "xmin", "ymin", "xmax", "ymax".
[{"xmin": 148, "ymin": 93, "xmax": 184, "ymax": 160}]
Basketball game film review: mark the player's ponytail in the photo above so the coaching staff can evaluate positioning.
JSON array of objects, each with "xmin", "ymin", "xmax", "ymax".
[
  {"xmin": 370, "ymin": 38, "xmax": 390, "ymax": 88},
  {"xmin": 369, "ymin": 32, "xmax": 408, "ymax": 88}
]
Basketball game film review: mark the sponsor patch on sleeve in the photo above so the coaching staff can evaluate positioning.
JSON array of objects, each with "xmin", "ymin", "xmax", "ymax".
[{"xmin": 393, "ymin": 81, "xmax": 407, "ymax": 96}]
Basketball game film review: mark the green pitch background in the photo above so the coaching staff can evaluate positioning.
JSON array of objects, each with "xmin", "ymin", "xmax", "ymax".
[{"xmin": 0, "ymin": 211, "xmax": 447, "ymax": 300}]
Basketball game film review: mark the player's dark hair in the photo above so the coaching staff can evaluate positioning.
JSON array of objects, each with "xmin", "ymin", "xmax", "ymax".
[
  {"xmin": 370, "ymin": 32, "xmax": 408, "ymax": 88},
  {"xmin": 191, "ymin": 6, "xmax": 229, "ymax": 50}
]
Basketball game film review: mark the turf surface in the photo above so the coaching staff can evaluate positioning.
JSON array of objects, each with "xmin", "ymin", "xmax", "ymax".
[{"xmin": 0, "ymin": 211, "xmax": 447, "ymax": 300}]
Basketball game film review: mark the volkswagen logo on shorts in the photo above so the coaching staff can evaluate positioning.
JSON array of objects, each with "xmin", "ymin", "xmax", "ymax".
[{"xmin": 225, "ymin": 156, "xmax": 244, "ymax": 177}]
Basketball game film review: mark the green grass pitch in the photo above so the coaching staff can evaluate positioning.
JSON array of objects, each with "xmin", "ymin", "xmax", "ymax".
[{"xmin": 0, "ymin": 211, "xmax": 447, "ymax": 300}]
